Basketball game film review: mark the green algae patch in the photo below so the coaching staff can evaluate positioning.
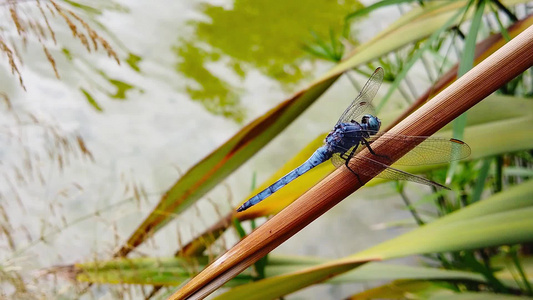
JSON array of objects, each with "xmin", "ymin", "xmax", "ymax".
[{"xmin": 175, "ymin": 0, "xmax": 363, "ymax": 122}]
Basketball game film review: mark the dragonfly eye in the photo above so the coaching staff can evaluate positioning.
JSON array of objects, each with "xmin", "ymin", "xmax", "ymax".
[{"xmin": 362, "ymin": 114, "xmax": 381, "ymax": 133}]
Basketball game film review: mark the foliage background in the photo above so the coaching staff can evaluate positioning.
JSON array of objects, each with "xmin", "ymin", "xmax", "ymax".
[{"xmin": 0, "ymin": 0, "xmax": 531, "ymax": 299}]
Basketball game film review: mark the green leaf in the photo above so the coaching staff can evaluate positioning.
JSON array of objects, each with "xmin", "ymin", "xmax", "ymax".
[
  {"xmin": 345, "ymin": 0, "xmax": 423, "ymax": 21},
  {"xmin": 73, "ymin": 256, "xmax": 255, "ymax": 287},
  {"xmin": 348, "ymin": 281, "xmax": 529, "ymax": 300},
  {"xmin": 420, "ymin": 292, "xmax": 530, "ymax": 300},
  {"xmin": 347, "ymin": 280, "xmax": 456, "ymax": 299},
  {"xmin": 328, "ymin": 263, "xmax": 485, "ymax": 284},
  {"xmin": 472, "ymin": 157, "xmax": 492, "ymax": 203},
  {"xmin": 232, "ymin": 218, "xmax": 246, "ymax": 239}
]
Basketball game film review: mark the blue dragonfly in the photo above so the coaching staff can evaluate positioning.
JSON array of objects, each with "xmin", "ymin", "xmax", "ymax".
[{"xmin": 237, "ymin": 67, "xmax": 470, "ymax": 212}]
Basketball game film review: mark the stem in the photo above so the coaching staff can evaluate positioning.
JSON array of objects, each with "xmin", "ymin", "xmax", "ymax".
[
  {"xmin": 399, "ymin": 188, "xmax": 424, "ymax": 226},
  {"xmin": 510, "ymin": 246, "xmax": 533, "ymax": 295},
  {"xmin": 491, "ymin": 0, "xmax": 518, "ymax": 22}
]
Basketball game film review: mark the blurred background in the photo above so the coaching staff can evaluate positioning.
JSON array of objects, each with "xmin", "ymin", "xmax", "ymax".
[{"xmin": 1, "ymin": 0, "xmax": 532, "ymax": 299}]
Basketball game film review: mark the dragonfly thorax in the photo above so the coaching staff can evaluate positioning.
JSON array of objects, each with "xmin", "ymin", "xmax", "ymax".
[{"xmin": 325, "ymin": 122, "xmax": 366, "ymax": 154}]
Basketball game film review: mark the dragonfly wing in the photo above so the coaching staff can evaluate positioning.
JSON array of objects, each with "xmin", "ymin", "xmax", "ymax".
[
  {"xmin": 350, "ymin": 156, "xmax": 449, "ymax": 189},
  {"xmin": 336, "ymin": 67, "xmax": 384, "ymax": 125},
  {"xmin": 329, "ymin": 139, "xmax": 453, "ymax": 188},
  {"xmin": 365, "ymin": 133, "xmax": 471, "ymax": 165},
  {"xmin": 331, "ymin": 152, "xmax": 346, "ymax": 168},
  {"xmin": 331, "ymin": 144, "xmax": 363, "ymax": 168}
]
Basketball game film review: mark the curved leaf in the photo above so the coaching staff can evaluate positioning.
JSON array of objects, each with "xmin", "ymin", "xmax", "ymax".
[{"xmin": 348, "ymin": 281, "xmax": 528, "ymax": 300}]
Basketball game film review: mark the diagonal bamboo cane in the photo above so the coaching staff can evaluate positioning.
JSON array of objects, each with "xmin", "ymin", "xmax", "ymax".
[{"xmin": 169, "ymin": 24, "xmax": 533, "ymax": 300}]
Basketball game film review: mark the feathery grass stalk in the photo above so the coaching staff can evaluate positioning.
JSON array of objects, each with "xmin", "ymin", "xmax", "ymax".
[{"xmin": 169, "ymin": 25, "xmax": 533, "ymax": 300}]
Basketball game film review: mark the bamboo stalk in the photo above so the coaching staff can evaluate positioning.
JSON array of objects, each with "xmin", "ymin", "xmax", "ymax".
[{"xmin": 169, "ymin": 24, "xmax": 533, "ymax": 300}]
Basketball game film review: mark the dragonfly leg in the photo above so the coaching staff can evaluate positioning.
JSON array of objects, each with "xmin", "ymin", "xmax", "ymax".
[
  {"xmin": 361, "ymin": 138, "xmax": 392, "ymax": 163},
  {"xmin": 340, "ymin": 143, "xmax": 364, "ymax": 185},
  {"xmin": 344, "ymin": 162, "xmax": 363, "ymax": 185}
]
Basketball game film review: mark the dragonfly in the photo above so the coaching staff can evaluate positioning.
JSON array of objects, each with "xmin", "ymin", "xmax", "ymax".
[{"xmin": 237, "ymin": 67, "xmax": 470, "ymax": 212}]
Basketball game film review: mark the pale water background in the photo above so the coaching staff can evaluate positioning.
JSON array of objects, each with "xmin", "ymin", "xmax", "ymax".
[{"xmin": 0, "ymin": 0, "xmax": 435, "ymax": 298}]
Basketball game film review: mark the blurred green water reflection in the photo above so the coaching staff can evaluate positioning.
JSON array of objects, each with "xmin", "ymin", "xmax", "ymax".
[{"xmin": 175, "ymin": 0, "xmax": 363, "ymax": 123}]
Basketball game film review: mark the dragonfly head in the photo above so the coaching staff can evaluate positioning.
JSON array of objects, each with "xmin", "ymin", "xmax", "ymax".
[{"xmin": 361, "ymin": 114, "xmax": 381, "ymax": 135}]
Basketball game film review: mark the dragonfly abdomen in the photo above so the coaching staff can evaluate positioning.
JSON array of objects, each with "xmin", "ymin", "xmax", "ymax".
[{"xmin": 237, "ymin": 146, "xmax": 331, "ymax": 212}]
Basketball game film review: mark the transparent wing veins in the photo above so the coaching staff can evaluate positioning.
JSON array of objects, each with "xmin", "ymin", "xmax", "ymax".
[
  {"xmin": 330, "ymin": 132, "xmax": 471, "ymax": 166},
  {"xmin": 329, "ymin": 135, "xmax": 470, "ymax": 188},
  {"xmin": 350, "ymin": 156, "xmax": 448, "ymax": 189},
  {"xmin": 336, "ymin": 67, "xmax": 384, "ymax": 125},
  {"xmin": 366, "ymin": 134, "xmax": 471, "ymax": 165}
]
